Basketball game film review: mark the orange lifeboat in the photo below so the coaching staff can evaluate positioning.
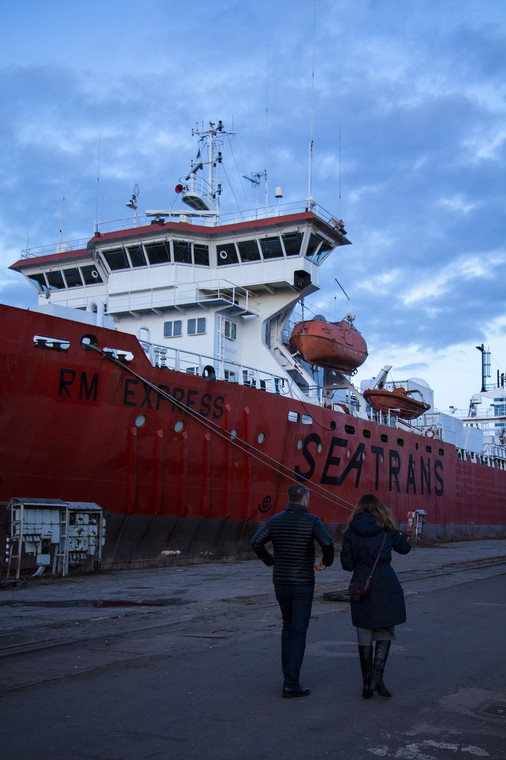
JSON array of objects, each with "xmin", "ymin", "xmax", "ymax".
[
  {"xmin": 363, "ymin": 386, "xmax": 430, "ymax": 420},
  {"xmin": 289, "ymin": 315, "xmax": 368, "ymax": 374}
]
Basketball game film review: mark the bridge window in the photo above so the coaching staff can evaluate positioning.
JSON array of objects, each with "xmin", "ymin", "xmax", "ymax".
[
  {"xmin": 306, "ymin": 233, "xmax": 321, "ymax": 260},
  {"xmin": 127, "ymin": 245, "xmax": 147, "ymax": 268},
  {"xmin": 104, "ymin": 248, "xmax": 130, "ymax": 270},
  {"xmin": 237, "ymin": 239, "xmax": 261, "ymax": 262},
  {"xmin": 283, "ymin": 231, "xmax": 303, "ymax": 256},
  {"xmin": 313, "ymin": 240, "xmax": 333, "ymax": 264},
  {"xmin": 63, "ymin": 268, "xmax": 83, "ymax": 288},
  {"xmin": 174, "ymin": 240, "xmax": 192, "ymax": 264},
  {"xmin": 260, "ymin": 236, "xmax": 283, "ymax": 259},
  {"xmin": 217, "ymin": 242, "xmax": 239, "ymax": 265},
  {"xmin": 80, "ymin": 265, "xmax": 103, "ymax": 284},
  {"xmin": 28, "ymin": 272, "xmax": 48, "ymax": 293},
  {"xmin": 46, "ymin": 270, "xmax": 65, "ymax": 290},
  {"xmin": 145, "ymin": 241, "xmax": 171, "ymax": 264},
  {"xmin": 194, "ymin": 244, "xmax": 209, "ymax": 266}
]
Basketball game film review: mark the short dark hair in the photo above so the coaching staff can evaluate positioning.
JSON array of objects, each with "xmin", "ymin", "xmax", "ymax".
[{"xmin": 288, "ymin": 483, "xmax": 309, "ymax": 504}]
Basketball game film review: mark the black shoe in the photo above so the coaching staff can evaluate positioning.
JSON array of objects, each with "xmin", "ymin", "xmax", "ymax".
[
  {"xmin": 370, "ymin": 640, "xmax": 392, "ymax": 698},
  {"xmin": 358, "ymin": 645, "xmax": 373, "ymax": 699},
  {"xmin": 282, "ymin": 686, "xmax": 310, "ymax": 698}
]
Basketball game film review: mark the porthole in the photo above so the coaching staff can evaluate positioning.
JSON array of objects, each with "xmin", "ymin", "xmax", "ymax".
[
  {"xmin": 330, "ymin": 421, "xmax": 336, "ymax": 430},
  {"xmin": 301, "ymin": 414, "xmax": 313, "ymax": 425},
  {"xmin": 345, "ymin": 424, "xmax": 355, "ymax": 435},
  {"xmin": 347, "ymin": 449, "xmax": 351, "ymax": 458},
  {"xmin": 297, "ymin": 439, "xmax": 303, "ymax": 450},
  {"xmin": 135, "ymin": 415, "xmax": 146, "ymax": 427},
  {"xmin": 175, "ymin": 420, "xmax": 184, "ymax": 433},
  {"xmin": 381, "ymin": 434, "xmax": 388, "ymax": 442},
  {"xmin": 257, "ymin": 432, "xmax": 265, "ymax": 444},
  {"xmin": 397, "ymin": 438, "xmax": 405, "ymax": 447},
  {"xmin": 230, "ymin": 428, "xmax": 237, "ymax": 440},
  {"xmin": 317, "ymin": 443, "xmax": 323, "ymax": 453},
  {"xmin": 363, "ymin": 429, "xmax": 371, "ymax": 439}
]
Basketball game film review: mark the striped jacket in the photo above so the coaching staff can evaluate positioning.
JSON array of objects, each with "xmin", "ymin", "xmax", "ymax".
[{"xmin": 251, "ymin": 503, "xmax": 334, "ymax": 585}]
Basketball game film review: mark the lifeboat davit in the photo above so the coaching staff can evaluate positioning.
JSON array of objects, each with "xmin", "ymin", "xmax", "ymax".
[
  {"xmin": 289, "ymin": 315, "xmax": 368, "ymax": 374},
  {"xmin": 363, "ymin": 386, "xmax": 430, "ymax": 420}
]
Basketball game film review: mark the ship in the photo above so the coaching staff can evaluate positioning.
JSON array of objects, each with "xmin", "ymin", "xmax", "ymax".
[{"xmin": 1, "ymin": 121, "xmax": 505, "ymax": 568}]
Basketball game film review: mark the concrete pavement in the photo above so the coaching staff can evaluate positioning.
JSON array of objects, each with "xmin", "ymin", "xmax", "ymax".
[{"xmin": 1, "ymin": 539, "xmax": 506, "ymax": 759}]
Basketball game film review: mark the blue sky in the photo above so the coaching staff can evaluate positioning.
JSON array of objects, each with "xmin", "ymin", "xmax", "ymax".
[{"xmin": 1, "ymin": 0, "xmax": 505, "ymax": 410}]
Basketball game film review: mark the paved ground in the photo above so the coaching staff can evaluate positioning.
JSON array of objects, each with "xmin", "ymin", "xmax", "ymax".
[{"xmin": 1, "ymin": 539, "xmax": 505, "ymax": 759}]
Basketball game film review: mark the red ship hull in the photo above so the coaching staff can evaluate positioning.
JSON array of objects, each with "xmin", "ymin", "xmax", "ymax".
[{"xmin": 0, "ymin": 305, "xmax": 505, "ymax": 563}]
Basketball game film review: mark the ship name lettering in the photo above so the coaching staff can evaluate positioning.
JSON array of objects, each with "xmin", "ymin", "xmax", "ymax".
[
  {"xmin": 123, "ymin": 378, "xmax": 224, "ymax": 419},
  {"xmin": 59, "ymin": 368, "xmax": 99, "ymax": 401},
  {"xmin": 294, "ymin": 433, "xmax": 444, "ymax": 497}
]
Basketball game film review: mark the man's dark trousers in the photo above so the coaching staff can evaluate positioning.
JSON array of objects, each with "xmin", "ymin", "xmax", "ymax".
[{"xmin": 275, "ymin": 584, "xmax": 314, "ymax": 689}]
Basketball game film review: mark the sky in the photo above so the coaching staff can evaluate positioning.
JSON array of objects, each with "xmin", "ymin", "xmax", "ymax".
[{"xmin": 1, "ymin": 0, "xmax": 505, "ymax": 412}]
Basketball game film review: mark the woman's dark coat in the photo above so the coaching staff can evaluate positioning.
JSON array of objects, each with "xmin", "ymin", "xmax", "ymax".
[{"xmin": 340, "ymin": 512, "xmax": 411, "ymax": 629}]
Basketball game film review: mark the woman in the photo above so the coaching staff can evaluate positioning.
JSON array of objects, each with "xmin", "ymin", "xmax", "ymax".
[{"xmin": 340, "ymin": 494, "xmax": 410, "ymax": 699}]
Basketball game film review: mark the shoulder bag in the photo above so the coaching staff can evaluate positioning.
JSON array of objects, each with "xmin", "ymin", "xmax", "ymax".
[{"xmin": 348, "ymin": 531, "xmax": 387, "ymax": 602}]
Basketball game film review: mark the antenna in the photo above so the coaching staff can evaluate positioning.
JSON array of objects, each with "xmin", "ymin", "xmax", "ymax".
[
  {"xmin": 264, "ymin": 45, "xmax": 270, "ymax": 208},
  {"xmin": 243, "ymin": 172, "xmax": 263, "ymax": 216},
  {"xmin": 95, "ymin": 135, "xmax": 101, "ymax": 234},
  {"xmin": 307, "ymin": 0, "xmax": 316, "ymax": 204},
  {"xmin": 339, "ymin": 124, "xmax": 342, "ymax": 218},
  {"xmin": 59, "ymin": 147, "xmax": 68, "ymax": 247},
  {"xmin": 126, "ymin": 184, "xmax": 140, "ymax": 225}
]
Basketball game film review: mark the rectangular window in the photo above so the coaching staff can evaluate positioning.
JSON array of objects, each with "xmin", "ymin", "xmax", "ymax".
[
  {"xmin": 46, "ymin": 270, "xmax": 65, "ymax": 290},
  {"xmin": 260, "ymin": 236, "xmax": 283, "ymax": 259},
  {"xmin": 224, "ymin": 320, "xmax": 237, "ymax": 340},
  {"xmin": 127, "ymin": 245, "xmax": 147, "ymax": 268},
  {"xmin": 103, "ymin": 248, "xmax": 130, "ymax": 270},
  {"xmin": 174, "ymin": 240, "xmax": 192, "ymax": 263},
  {"xmin": 145, "ymin": 241, "xmax": 170, "ymax": 264},
  {"xmin": 194, "ymin": 244, "xmax": 209, "ymax": 266},
  {"xmin": 188, "ymin": 317, "xmax": 206, "ymax": 335},
  {"xmin": 217, "ymin": 242, "xmax": 239, "ymax": 265},
  {"xmin": 63, "ymin": 268, "xmax": 83, "ymax": 288},
  {"xmin": 163, "ymin": 320, "xmax": 182, "ymax": 338},
  {"xmin": 80, "ymin": 265, "xmax": 103, "ymax": 284},
  {"xmin": 282, "ymin": 232, "xmax": 303, "ymax": 256},
  {"xmin": 237, "ymin": 239, "xmax": 261, "ymax": 262}
]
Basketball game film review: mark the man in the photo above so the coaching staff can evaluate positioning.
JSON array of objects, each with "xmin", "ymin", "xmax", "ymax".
[{"xmin": 251, "ymin": 483, "xmax": 334, "ymax": 698}]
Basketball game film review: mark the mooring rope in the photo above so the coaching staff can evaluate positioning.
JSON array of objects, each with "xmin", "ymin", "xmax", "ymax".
[{"xmin": 87, "ymin": 341, "xmax": 355, "ymax": 514}]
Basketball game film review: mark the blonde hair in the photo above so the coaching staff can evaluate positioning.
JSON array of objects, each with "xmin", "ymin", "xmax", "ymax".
[{"xmin": 347, "ymin": 493, "xmax": 394, "ymax": 530}]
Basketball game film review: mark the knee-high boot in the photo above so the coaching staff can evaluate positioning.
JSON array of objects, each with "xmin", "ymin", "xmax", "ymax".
[
  {"xmin": 358, "ymin": 645, "xmax": 373, "ymax": 699},
  {"xmin": 370, "ymin": 640, "xmax": 392, "ymax": 697}
]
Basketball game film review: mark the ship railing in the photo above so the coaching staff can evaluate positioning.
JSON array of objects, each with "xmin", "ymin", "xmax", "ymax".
[
  {"xmin": 21, "ymin": 238, "xmax": 90, "ymax": 259},
  {"xmin": 20, "ymin": 200, "xmax": 340, "ymax": 259},
  {"xmin": 366, "ymin": 407, "xmax": 400, "ymax": 428},
  {"xmin": 139, "ymin": 340, "xmax": 289, "ymax": 395},
  {"xmin": 101, "ymin": 199, "xmax": 337, "ymax": 230},
  {"xmin": 109, "ymin": 279, "xmax": 258, "ymax": 316}
]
